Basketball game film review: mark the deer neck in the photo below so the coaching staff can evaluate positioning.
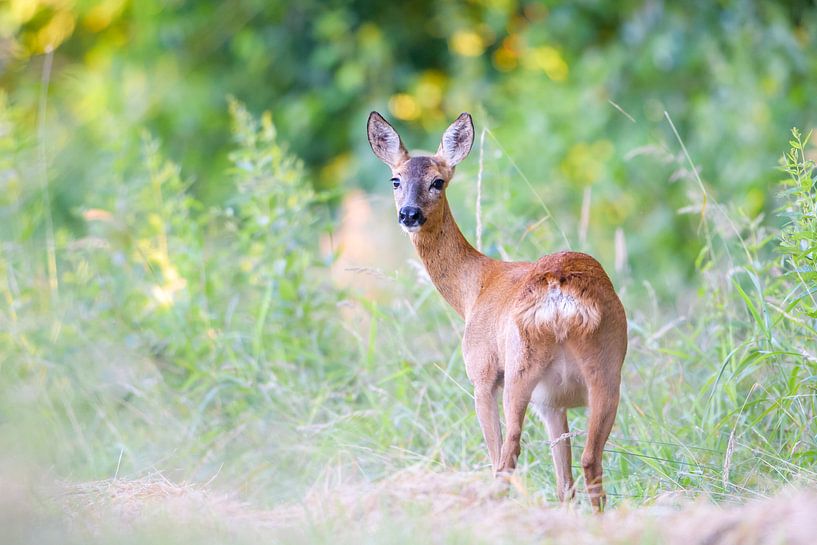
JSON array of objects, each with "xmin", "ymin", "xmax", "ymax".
[{"xmin": 409, "ymin": 199, "xmax": 488, "ymax": 318}]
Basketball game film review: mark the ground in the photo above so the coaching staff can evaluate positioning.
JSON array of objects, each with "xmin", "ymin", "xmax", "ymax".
[{"xmin": 5, "ymin": 467, "xmax": 815, "ymax": 545}]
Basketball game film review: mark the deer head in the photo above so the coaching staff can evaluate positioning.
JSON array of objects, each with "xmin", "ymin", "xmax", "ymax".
[{"xmin": 367, "ymin": 111, "xmax": 474, "ymax": 233}]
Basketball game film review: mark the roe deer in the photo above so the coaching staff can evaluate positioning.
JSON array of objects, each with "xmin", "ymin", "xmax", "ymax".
[{"xmin": 366, "ymin": 111, "xmax": 627, "ymax": 511}]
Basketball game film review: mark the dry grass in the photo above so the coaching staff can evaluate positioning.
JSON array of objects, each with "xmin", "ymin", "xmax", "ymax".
[{"xmin": 47, "ymin": 469, "xmax": 817, "ymax": 545}]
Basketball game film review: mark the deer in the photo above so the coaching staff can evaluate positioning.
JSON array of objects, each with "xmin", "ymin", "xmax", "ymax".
[{"xmin": 366, "ymin": 111, "xmax": 628, "ymax": 511}]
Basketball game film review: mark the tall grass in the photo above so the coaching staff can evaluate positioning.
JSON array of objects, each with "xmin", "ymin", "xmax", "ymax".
[{"xmin": 1, "ymin": 96, "xmax": 815, "ymax": 524}]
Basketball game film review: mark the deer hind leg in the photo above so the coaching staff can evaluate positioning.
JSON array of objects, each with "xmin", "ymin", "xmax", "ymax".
[
  {"xmin": 572, "ymin": 339, "xmax": 624, "ymax": 512},
  {"xmin": 581, "ymin": 382, "xmax": 618, "ymax": 511},
  {"xmin": 534, "ymin": 405, "xmax": 575, "ymax": 503}
]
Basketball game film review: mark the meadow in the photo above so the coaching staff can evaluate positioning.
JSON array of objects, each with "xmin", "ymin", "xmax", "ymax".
[{"xmin": 2, "ymin": 1, "xmax": 817, "ymax": 544}]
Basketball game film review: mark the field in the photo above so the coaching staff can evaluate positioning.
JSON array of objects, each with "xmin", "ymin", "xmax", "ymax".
[{"xmin": 2, "ymin": 2, "xmax": 817, "ymax": 544}]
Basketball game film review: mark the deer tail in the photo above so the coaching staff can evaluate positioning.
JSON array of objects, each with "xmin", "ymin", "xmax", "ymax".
[{"xmin": 515, "ymin": 273, "xmax": 602, "ymax": 343}]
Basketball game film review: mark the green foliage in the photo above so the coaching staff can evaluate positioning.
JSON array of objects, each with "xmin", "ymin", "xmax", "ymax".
[
  {"xmin": 2, "ymin": 94, "xmax": 816, "ymax": 512},
  {"xmin": 601, "ymin": 127, "xmax": 817, "ymax": 499},
  {"xmin": 779, "ymin": 128, "xmax": 817, "ymax": 318},
  {"xmin": 0, "ymin": 100, "xmax": 349, "ymax": 490},
  {"xmin": 3, "ymin": 1, "xmax": 817, "ymax": 294}
]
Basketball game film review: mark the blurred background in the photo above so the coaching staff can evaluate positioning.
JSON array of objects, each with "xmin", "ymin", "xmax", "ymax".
[
  {"xmin": 1, "ymin": 1, "xmax": 817, "ymax": 541},
  {"xmin": 3, "ymin": 0, "xmax": 817, "ymax": 292}
]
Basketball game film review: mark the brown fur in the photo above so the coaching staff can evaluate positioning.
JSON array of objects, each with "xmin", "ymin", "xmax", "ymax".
[{"xmin": 367, "ymin": 112, "xmax": 628, "ymax": 511}]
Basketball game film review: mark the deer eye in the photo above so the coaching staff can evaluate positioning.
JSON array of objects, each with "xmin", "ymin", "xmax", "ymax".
[
  {"xmin": 430, "ymin": 178, "xmax": 444, "ymax": 191},
  {"xmin": 391, "ymin": 178, "xmax": 400, "ymax": 189}
]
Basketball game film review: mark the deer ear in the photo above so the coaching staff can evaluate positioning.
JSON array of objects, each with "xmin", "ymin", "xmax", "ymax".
[
  {"xmin": 437, "ymin": 113, "xmax": 474, "ymax": 167},
  {"xmin": 367, "ymin": 112, "xmax": 409, "ymax": 168}
]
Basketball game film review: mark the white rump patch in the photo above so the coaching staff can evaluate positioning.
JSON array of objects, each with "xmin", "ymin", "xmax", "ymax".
[{"xmin": 519, "ymin": 286, "xmax": 601, "ymax": 342}]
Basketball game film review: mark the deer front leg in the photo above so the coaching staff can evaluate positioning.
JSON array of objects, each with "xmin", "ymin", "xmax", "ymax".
[
  {"xmin": 473, "ymin": 382, "xmax": 502, "ymax": 472},
  {"xmin": 496, "ymin": 369, "xmax": 538, "ymax": 475},
  {"xmin": 541, "ymin": 406, "xmax": 575, "ymax": 503},
  {"xmin": 463, "ymin": 330, "xmax": 503, "ymax": 473}
]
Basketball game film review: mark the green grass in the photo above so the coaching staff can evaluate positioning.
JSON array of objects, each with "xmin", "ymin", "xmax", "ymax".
[{"xmin": 1, "ymin": 101, "xmax": 816, "ymax": 543}]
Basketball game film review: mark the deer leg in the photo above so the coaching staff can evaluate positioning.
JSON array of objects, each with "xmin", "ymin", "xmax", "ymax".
[
  {"xmin": 573, "ymin": 343, "xmax": 620, "ymax": 512},
  {"xmin": 568, "ymin": 327, "xmax": 625, "ymax": 512},
  {"xmin": 581, "ymin": 380, "xmax": 618, "ymax": 511},
  {"xmin": 473, "ymin": 382, "xmax": 502, "ymax": 472},
  {"xmin": 540, "ymin": 406, "xmax": 575, "ymax": 503},
  {"xmin": 496, "ymin": 368, "xmax": 538, "ymax": 476}
]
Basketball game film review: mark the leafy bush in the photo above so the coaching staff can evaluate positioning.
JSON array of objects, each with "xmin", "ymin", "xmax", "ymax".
[
  {"xmin": 779, "ymin": 128, "xmax": 817, "ymax": 319},
  {"xmin": 0, "ymin": 100, "xmax": 355, "ymax": 493}
]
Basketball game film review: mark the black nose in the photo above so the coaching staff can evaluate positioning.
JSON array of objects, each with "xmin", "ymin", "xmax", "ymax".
[{"xmin": 398, "ymin": 206, "xmax": 426, "ymax": 227}]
